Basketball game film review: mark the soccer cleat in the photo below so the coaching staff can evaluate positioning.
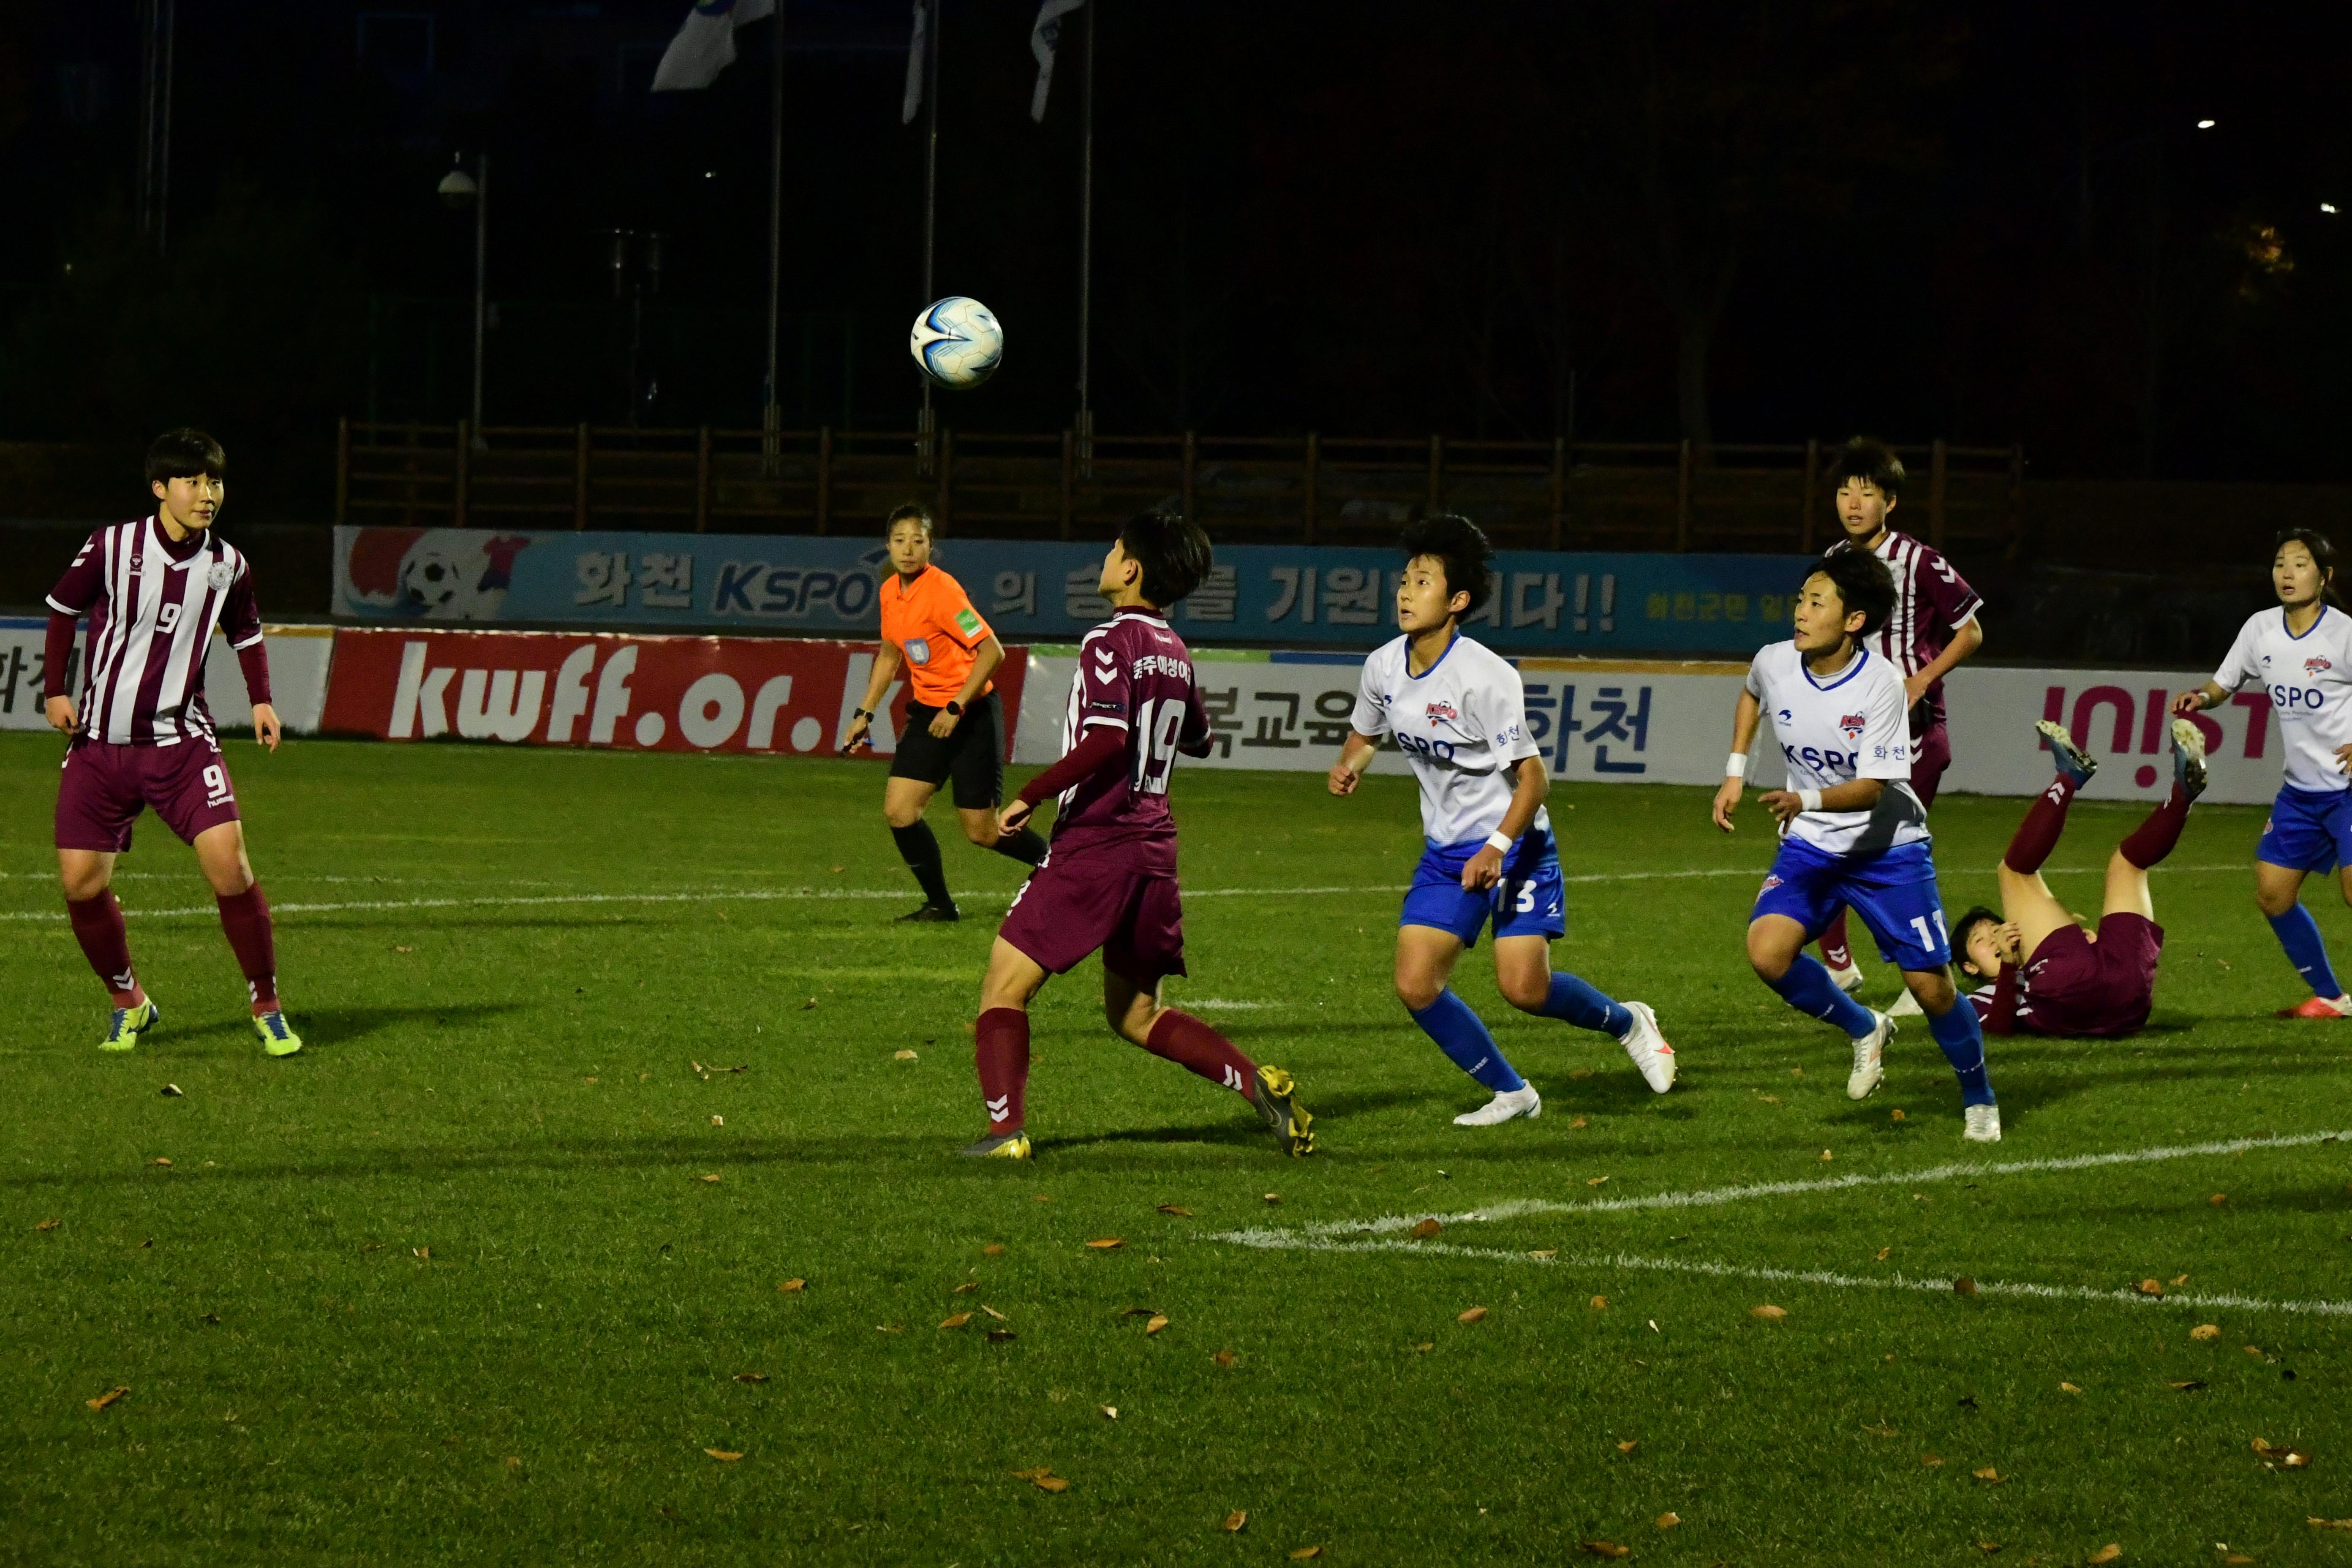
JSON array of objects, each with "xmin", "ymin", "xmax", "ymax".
[
  {"xmin": 1826, "ymin": 958, "xmax": 1865, "ymax": 994},
  {"xmin": 1454, "ymin": 1085, "xmax": 1541, "ymax": 1126},
  {"xmin": 1963, "ymin": 1103, "xmax": 2003, "ymax": 1143},
  {"xmin": 895, "ymin": 904, "xmax": 961, "ymax": 923},
  {"xmin": 2034, "ymin": 719, "xmax": 2099, "ymax": 790},
  {"xmin": 1847, "ymin": 1010, "xmax": 1893, "ymax": 1100},
  {"xmin": 1253, "ymin": 1065, "xmax": 1315, "ymax": 1157},
  {"xmin": 2170, "ymin": 717, "xmax": 2208, "ymax": 803},
  {"xmin": 253, "ymin": 1010, "xmax": 303, "ymax": 1057},
  {"xmin": 98, "ymin": 998, "xmax": 161, "ymax": 1053},
  {"xmin": 2277, "ymin": 993, "xmax": 2352, "ymax": 1019},
  {"xmin": 958, "ymin": 1131, "xmax": 1032, "ymax": 1159},
  {"xmin": 1617, "ymin": 1001, "xmax": 1677, "ymax": 1093}
]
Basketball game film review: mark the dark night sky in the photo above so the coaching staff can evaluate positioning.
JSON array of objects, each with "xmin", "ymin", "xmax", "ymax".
[{"xmin": 3, "ymin": 0, "xmax": 2349, "ymax": 509}]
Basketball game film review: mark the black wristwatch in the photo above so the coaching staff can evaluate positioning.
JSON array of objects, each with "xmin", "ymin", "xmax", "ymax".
[
  {"xmin": 944, "ymin": 700, "xmax": 965, "ymax": 717},
  {"xmin": 853, "ymin": 707, "xmax": 875, "ymax": 721}
]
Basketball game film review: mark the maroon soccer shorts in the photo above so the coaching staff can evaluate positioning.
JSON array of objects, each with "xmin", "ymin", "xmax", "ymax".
[
  {"xmin": 1910, "ymin": 721, "xmax": 1953, "ymax": 809},
  {"xmin": 56, "ymin": 737, "xmax": 242, "ymax": 853},
  {"xmin": 998, "ymin": 857, "xmax": 1189, "ymax": 988},
  {"xmin": 2023, "ymin": 914, "xmax": 2162, "ymax": 1037}
]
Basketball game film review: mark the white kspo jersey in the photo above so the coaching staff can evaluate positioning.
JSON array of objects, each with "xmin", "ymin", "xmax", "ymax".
[
  {"xmin": 1352, "ymin": 632, "xmax": 1549, "ymax": 848},
  {"xmin": 2211, "ymin": 604, "xmax": 2352, "ymax": 795},
  {"xmin": 1745, "ymin": 640, "xmax": 1927, "ymax": 857}
]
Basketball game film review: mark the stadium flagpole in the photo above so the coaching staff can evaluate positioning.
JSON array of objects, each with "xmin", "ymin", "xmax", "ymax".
[
  {"xmin": 1077, "ymin": 0, "xmax": 1093, "ymax": 476},
  {"xmin": 763, "ymin": 2, "xmax": 786, "ymax": 474}
]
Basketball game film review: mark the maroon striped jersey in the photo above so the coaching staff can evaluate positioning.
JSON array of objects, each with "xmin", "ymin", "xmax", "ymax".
[
  {"xmin": 46, "ymin": 517, "xmax": 264, "ymax": 746},
  {"xmin": 1051, "ymin": 609, "xmax": 1212, "ymax": 866},
  {"xmin": 1824, "ymin": 528, "xmax": 1982, "ymax": 731}
]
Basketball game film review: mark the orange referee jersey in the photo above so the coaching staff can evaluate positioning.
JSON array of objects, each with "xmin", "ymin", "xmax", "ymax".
[{"xmin": 879, "ymin": 564, "xmax": 994, "ymax": 707}]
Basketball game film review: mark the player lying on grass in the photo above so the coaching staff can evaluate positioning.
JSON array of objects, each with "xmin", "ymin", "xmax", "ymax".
[
  {"xmin": 842, "ymin": 503, "xmax": 1047, "ymax": 923},
  {"xmin": 2171, "ymin": 528, "xmax": 2352, "ymax": 1018},
  {"xmin": 1938, "ymin": 717, "xmax": 2206, "ymax": 1038},
  {"xmin": 1327, "ymin": 514, "xmax": 1674, "ymax": 1127},
  {"xmin": 42, "ymin": 428, "xmax": 300, "ymax": 1057},
  {"xmin": 1712, "ymin": 549, "xmax": 1999, "ymax": 1141},
  {"xmin": 957, "ymin": 512, "xmax": 1312, "ymax": 1160}
]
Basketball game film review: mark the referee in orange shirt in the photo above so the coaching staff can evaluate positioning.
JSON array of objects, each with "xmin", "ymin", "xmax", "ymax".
[{"xmin": 844, "ymin": 504, "xmax": 1048, "ymax": 921}]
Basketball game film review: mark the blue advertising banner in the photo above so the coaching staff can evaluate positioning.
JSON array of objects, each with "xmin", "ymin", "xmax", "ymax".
[{"xmin": 334, "ymin": 526, "xmax": 1814, "ymax": 655}]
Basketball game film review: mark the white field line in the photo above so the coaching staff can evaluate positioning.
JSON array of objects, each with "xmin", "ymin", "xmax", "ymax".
[
  {"xmin": 1211, "ymin": 1236, "xmax": 2352, "ymax": 1319},
  {"xmin": 1219, "ymin": 1128, "xmax": 2352, "ymax": 1245},
  {"xmin": 0, "ymin": 861, "xmax": 2251, "ymax": 923}
]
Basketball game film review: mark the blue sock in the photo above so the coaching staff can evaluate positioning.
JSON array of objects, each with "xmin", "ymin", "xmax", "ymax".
[
  {"xmin": 1408, "ymin": 989, "xmax": 1527, "ymax": 1092},
  {"xmin": 1926, "ymin": 997, "xmax": 1996, "ymax": 1107},
  {"xmin": 1538, "ymin": 972, "xmax": 1632, "ymax": 1039},
  {"xmin": 2267, "ymin": 905, "xmax": 2344, "ymax": 998},
  {"xmin": 1764, "ymin": 954, "xmax": 1877, "ymax": 1037}
]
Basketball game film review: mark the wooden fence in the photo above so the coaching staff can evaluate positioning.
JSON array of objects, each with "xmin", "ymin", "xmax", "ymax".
[{"xmin": 337, "ymin": 419, "xmax": 2024, "ymax": 556}]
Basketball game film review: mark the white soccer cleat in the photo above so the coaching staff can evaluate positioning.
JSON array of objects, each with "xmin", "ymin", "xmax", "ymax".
[
  {"xmin": 1827, "ymin": 959, "xmax": 1865, "ymax": 995},
  {"xmin": 1847, "ymin": 1011, "xmax": 1893, "ymax": 1100},
  {"xmin": 1963, "ymin": 1104, "xmax": 2003, "ymax": 1143},
  {"xmin": 1453, "ymin": 1085, "xmax": 1542, "ymax": 1126},
  {"xmin": 1617, "ymin": 1001, "xmax": 1676, "ymax": 1093}
]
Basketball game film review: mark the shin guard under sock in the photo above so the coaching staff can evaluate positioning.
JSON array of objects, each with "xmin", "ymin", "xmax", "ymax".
[
  {"xmin": 1817, "ymin": 909, "xmax": 1854, "ymax": 970},
  {"xmin": 2119, "ymin": 784, "xmax": 2191, "ymax": 870},
  {"xmin": 1766, "ymin": 954, "xmax": 1877, "ymax": 1037},
  {"xmin": 215, "ymin": 883, "xmax": 279, "ymax": 1013},
  {"xmin": 1407, "ymin": 989, "xmax": 1526, "ymax": 1092},
  {"xmin": 1926, "ymin": 996, "xmax": 1996, "ymax": 1107},
  {"xmin": 1537, "ymin": 972, "xmax": 1632, "ymax": 1039},
  {"xmin": 1141, "ymin": 1009, "xmax": 1258, "ymax": 1096},
  {"xmin": 890, "ymin": 821, "xmax": 956, "ymax": 910},
  {"xmin": 2267, "ymin": 905, "xmax": 2344, "ymax": 998},
  {"xmin": 65, "ymin": 892, "xmax": 142, "ymax": 1007},
  {"xmin": 2004, "ymin": 775, "xmax": 2078, "ymax": 874},
  {"xmin": 975, "ymin": 1007, "xmax": 1031, "ymax": 1133},
  {"xmin": 992, "ymin": 825, "xmax": 1049, "ymax": 867}
]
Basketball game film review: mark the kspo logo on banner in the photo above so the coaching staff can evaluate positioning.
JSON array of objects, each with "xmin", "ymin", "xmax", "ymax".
[{"xmin": 320, "ymin": 628, "xmax": 1026, "ymax": 757}]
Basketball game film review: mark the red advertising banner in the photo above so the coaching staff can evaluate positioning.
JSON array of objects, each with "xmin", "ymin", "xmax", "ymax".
[{"xmin": 320, "ymin": 629, "xmax": 1026, "ymax": 757}]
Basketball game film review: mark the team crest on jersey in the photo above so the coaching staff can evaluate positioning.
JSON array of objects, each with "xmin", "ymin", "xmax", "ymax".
[
  {"xmin": 1838, "ymin": 713, "xmax": 1866, "ymax": 738},
  {"xmin": 2308, "ymin": 656, "xmax": 2333, "ymax": 675},
  {"xmin": 1760, "ymin": 874, "xmax": 1784, "ymax": 893},
  {"xmin": 207, "ymin": 561, "xmax": 234, "ymax": 593},
  {"xmin": 1424, "ymin": 700, "xmax": 1458, "ymax": 723}
]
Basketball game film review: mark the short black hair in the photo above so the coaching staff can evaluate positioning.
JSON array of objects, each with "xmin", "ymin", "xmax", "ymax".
[
  {"xmin": 885, "ymin": 502, "xmax": 934, "ymax": 537},
  {"xmin": 1828, "ymin": 436, "xmax": 1903, "ymax": 500},
  {"xmin": 1809, "ymin": 549, "xmax": 1896, "ymax": 640},
  {"xmin": 1399, "ymin": 513, "xmax": 1493, "ymax": 618},
  {"xmin": 147, "ymin": 428, "xmax": 226, "ymax": 485},
  {"xmin": 1951, "ymin": 905, "xmax": 2003, "ymax": 978},
  {"xmin": 1117, "ymin": 511, "xmax": 1211, "ymax": 607}
]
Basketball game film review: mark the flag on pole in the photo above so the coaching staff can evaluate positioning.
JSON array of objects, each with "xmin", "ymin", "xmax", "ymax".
[
  {"xmin": 1029, "ymin": 0, "xmax": 1086, "ymax": 122},
  {"xmin": 651, "ymin": 0, "xmax": 776, "ymax": 92},
  {"xmin": 902, "ymin": 0, "xmax": 934, "ymax": 124}
]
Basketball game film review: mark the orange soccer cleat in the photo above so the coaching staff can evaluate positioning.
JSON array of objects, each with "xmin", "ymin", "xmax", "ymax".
[{"xmin": 2276, "ymin": 994, "xmax": 2352, "ymax": 1019}]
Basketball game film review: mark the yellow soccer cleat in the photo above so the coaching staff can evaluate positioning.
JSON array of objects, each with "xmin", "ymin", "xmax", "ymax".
[
  {"xmin": 1255, "ymin": 1065, "xmax": 1315, "ymax": 1157},
  {"xmin": 98, "ymin": 999, "xmax": 161, "ymax": 1053},
  {"xmin": 957, "ymin": 1132, "xmax": 1031, "ymax": 1159},
  {"xmin": 253, "ymin": 1010, "xmax": 303, "ymax": 1058}
]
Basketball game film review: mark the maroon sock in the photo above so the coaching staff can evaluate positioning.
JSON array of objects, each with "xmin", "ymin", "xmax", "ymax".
[
  {"xmin": 215, "ymin": 883, "xmax": 279, "ymax": 1014},
  {"xmin": 2004, "ymin": 774, "xmax": 2077, "ymax": 874},
  {"xmin": 2120, "ymin": 783, "xmax": 2191, "ymax": 870},
  {"xmin": 1142, "ymin": 1009, "xmax": 1258, "ymax": 1098},
  {"xmin": 1817, "ymin": 910, "xmax": 1853, "ymax": 970},
  {"xmin": 66, "ymin": 893, "xmax": 143, "ymax": 1008},
  {"xmin": 975, "ymin": 1007, "xmax": 1031, "ymax": 1134}
]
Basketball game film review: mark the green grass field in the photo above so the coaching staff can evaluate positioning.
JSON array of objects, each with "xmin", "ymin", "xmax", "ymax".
[{"xmin": 4, "ymin": 730, "xmax": 2349, "ymax": 1567}]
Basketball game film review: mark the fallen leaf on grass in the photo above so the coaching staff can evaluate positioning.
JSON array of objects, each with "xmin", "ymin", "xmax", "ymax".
[
  {"xmin": 1580, "ymin": 1542, "xmax": 1630, "ymax": 1559},
  {"xmin": 1954, "ymin": 1277, "xmax": 1978, "ymax": 1297},
  {"xmin": 939, "ymin": 1313, "xmax": 973, "ymax": 1330},
  {"xmin": 703, "ymin": 1448, "xmax": 743, "ymax": 1462},
  {"xmin": 1223, "ymin": 1510, "xmax": 1247, "ymax": 1532},
  {"xmin": 1145, "ymin": 1315, "xmax": 1169, "ymax": 1336},
  {"xmin": 1459, "ymin": 1306, "xmax": 1489, "ymax": 1324},
  {"xmin": 2311, "ymin": 1517, "xmax": 2352, "ymax": 1530},
  {"xmin": 1214, "ymin": 1350, "xmax": 1237, "ymax": 1368},
  {"xmin": 1086, "ymin": 1238, "xmax": 1126, "ymax": 1250},
  {"xmin": 710, "ymin": 1115, "xmax": 724, "ymax": 1127},
  {"xmin": 414, "ymin": 1247, "xmax": 431, "ymax": 1260},
  {"xmin": 983, "ymin": 1244, "xmax": 1005, "ymax": 1257},
  {"xmin": 1034, "ymin": 1475, "xmax": 1070, "ymax": 1494},
  {"xmin": 893, "ymin": 1050, "xmax": 918, "ymax": 1061},
  {"xmin": 1820, "ymin": 1149, "xmax": 1835, "ymax": 1162},
  {"xmin": 1590, "ymin": 1295, "xmax": 1609, "ymax": 1310},
  {"xmin": 2224, "ymin": 1556, "xmax": 2254, "ymax": 1565},
  {"xmin": 1891, "ymin": 1108, "xmax": 1906, "ymax": 1122},
  {"xmin": 986, "ymin": 1329, "xmax": 1016, "ymax": 1342},
  {"xmin": 1750, "ymin": 1304, "xmax": 1787, "ymax": 1320},
  {"xmin": 1412, "ymin": 1342, "xmax": 1434, "ymax": 1353},
  {"xmin": 1410, "ymin": 1218, "xmax": 1443, "ymax": 1240},
  {"xmin": 161, "ymin": 1084, "xmax": 182, "ymax": 1098},
  {"xmin": 1975, "ymin": 1545, "xmax": 2001, "ymax": 1557},
  {"xmin": 733, "ymin": 1372, "xmax": 768, "ymax": 1383},
  {"xmin": 1973, "ymin": 1467, "xmax": 2003, "ymax": 1484},
  {"xmin": 1586, "ymin": 1176, "xmax": 1610, "ymax": 1187},
  {"xmin": 801, "ymin": 998, "xmax": 817, "ymax": 1010},
  {"xmin": 506, "ymin": 1455, "xmax": 524, "ymax": 1473},
  {"xmin": 1862, "ymin": 1422, "xmax": 1898, "ymax": 1438},
  {"xmin": 1923, "ymin": 1454, "xmax": 1945, "ymax": 1467},
  {"xmin": 2087, "ymin": 1546, "xmax": 2121, "ymax": 1565},
  {"xmin": 1876, "ymin": 1247, "xmax": 1892, "ymax": 1261},
  {"xmin": 1568, "ymin": 1116, "xmax": 1590, "ymax": 1130},
  {"xmin": 2191, "ymin": 1323, "xmax": 2221, "ymax": 1341},
  {"xmin": 779, "ymin": 1279, "xmax": 806, "ymax": 1293},
  {"xmin": 394, "ymin": 945, "xmax": 414, "ymax": 953},
  {"xmin": 1617, "ymin": 1439, "xmax": 1639, "ymax": 1454},
  {"xmin": 200, "ymin": 1312, "xmax": 220, "ymax": 1325},
  {"xmin": 35, "ymin": 1220, "xmax": 59, "ymax": 1232},
  {"xmin": 697, "ymin": 1174, "xmax": 721, "ymax": 1184},
  {"xmin": 1758, "ymin": 1094, "xmax": 1781, "ymax": 1105},
  {"xmin": 1263, "ymin": 1193, "xmax": 1282, "ymax": 1205},
  {"xmin": 2061, "ymin": 1383, "xmax": 2083, "ymax": 1394},
  {"xmin": 1568, "ymin": 1068, "xmax": 1594, "ymax": 1081},
  {"xmin": 1010, "ymin": 1466, "xmax": 1053, "ymax": 1481},
  {"xmin": 1157, "ymin": 1204, "xmax": 1193, "ymax": 1217},
  {"xmin": 1289, "ymin": 1549, "xmax": 1322, "ymax": 1561},
  {"xmin": 1656, "ymin": 1511, "xmax": 1680, "ymax": 1528},
  {"xmin": 953, "ymin": 1281, "xmax": 978, "ymax": 1294},
  {"xmin": 2171, "ymin": 1273, "xmax": 2190, "ymax": 1286},
  {"xmin": 1530, "ymin": 1249, "xmax": 1558, "ymax": 1260},
  {"xmin": 86, "ymin": 1387, "xmax": 128, "ymax": 1411},
  {"xmin": 2137, "ymin": 1278, "xmax": 2164, "ymax": 1296},
  {"xmin": 2169, "ymin": 1380, "xmax": 2208, "ymax": 1392},
  {"xmin": 2210, "ymin": 1193, "xmax": 2227, "ymax": 1206}
]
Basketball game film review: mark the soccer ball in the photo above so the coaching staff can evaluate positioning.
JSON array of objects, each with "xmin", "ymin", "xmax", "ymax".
[{"xmin": 909, "ymin": 296, "xmax": 1003, "ymax": 390}]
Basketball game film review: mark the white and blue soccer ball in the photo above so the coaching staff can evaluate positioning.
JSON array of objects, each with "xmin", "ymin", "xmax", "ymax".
[{"xmin": 909, "ymin": 296, "xmax": 1003, "ymax": 390}]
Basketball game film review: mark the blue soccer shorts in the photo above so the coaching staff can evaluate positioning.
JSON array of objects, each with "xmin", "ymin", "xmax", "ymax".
[
  {"xmin": 2257, "ymin": 784, "xmax": 2352, "ymax": 874},
  {"xmin": 1752, "ymin": 836, "xmax": 1952, "ymax": 970},
  {"xmin": 1399, "ymin": 829, "xmax": 1567, "ymax": 949}
]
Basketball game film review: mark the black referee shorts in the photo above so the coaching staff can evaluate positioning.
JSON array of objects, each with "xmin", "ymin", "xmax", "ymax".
[{"xmin": 887, "ymin": 690, "xmax": 1007, "ymax": 810}]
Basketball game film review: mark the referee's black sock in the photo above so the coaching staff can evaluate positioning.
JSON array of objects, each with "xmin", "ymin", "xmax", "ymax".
[
  {"xmin": 991, "ymin": 825, "xmax": 1049, "ymax": 868},
  {"xmin": 890, "ymin": 821, "xmax": 956, "ymax": 911}
]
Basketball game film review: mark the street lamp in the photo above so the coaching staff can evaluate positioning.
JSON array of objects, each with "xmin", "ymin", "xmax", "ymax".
[{"xmin": 438, "ymin": 152, "xmax": 488, "ymax": 446}]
